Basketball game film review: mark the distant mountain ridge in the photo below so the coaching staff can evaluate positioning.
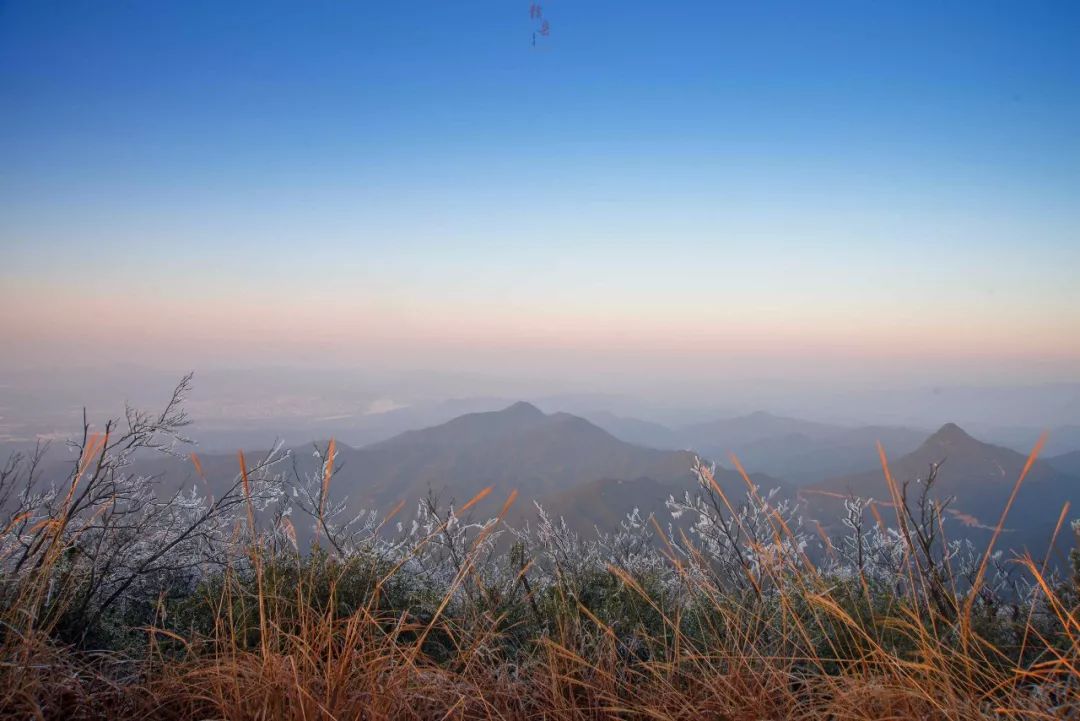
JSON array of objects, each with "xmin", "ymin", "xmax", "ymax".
[
  {"xmin": 582, "ymin": 410, "xmax": 928, "ymax": 486},
  {"xmin": 1046, "ymin": 450, "xmax": 1080, "ymax": 478},
  {"xmin": 144, "ymin": 402, "xmax": 787, "ymax": 536},
  {"xmin": 345, "ymin": 402, "xmax": 699, "ymax": 510},
  {"xmin": 339, "ymin": 403, "xmax": 788, "ymax": 530}
]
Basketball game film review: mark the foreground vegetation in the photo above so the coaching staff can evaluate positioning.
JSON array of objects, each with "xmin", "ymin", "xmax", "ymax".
[{"xmin": 1, "ymin": 378, "xmax": 1077, "ymax": 719}]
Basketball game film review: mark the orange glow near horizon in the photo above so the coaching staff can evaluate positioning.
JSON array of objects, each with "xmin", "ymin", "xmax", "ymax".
[{"xmin": 3, "ymin": 277, "xmax": 1078, "ymax": 382}]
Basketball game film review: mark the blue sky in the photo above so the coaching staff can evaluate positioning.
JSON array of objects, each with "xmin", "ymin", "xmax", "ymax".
[{"xmin": 1, "ymin": 1, "xmax": 1078, "ymax": 385}]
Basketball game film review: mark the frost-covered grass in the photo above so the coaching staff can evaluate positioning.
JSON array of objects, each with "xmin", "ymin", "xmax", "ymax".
[{"xmin": 1, "ymin": 378, "xmax": 1077, "ymax": 720}]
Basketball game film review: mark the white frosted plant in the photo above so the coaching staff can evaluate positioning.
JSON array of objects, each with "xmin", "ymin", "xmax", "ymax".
[
  {"xmin": 0, "ymin": 375, "xmax": 289, "ymax": 643},
  {"xmin": 288, "ymin": 442, "xmax": 381, "ymax": 557},
  {"xmin": 665, "ymin": 458, "xmax": 807, "ymax": 595},
  {"xmin": 511, "ymin": 503, "xmax": 598, "ymax": 595},
  {"xmin": 595, "ymin": 508, "xmax": 667, "ymax": 578},
  {"xmin": 387, "ymin": 493, "xmax": 505, "ymax": 606},
  {"xmin": 820, "ymin": 480, "xmax": 1039, "ymax": 622}
]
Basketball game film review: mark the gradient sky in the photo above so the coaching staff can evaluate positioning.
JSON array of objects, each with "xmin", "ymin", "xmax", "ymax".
[{"xmin": 2, "ymin": 1, "xmax": 1079, "ymax": 389}]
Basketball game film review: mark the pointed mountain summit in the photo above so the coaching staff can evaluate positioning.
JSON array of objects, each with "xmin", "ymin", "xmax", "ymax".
[
  {"xmin": 502, "ymin": 400, "xmax": 545, "ymax": 418},
  {"xmin": 924, "ymin": 422, "xmax": 979, "ymax": 450}
]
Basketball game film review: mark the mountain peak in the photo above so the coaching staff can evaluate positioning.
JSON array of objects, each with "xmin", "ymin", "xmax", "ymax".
[
  {"xmin": 500, "ymin": 401, "xmax": 544, "ymax": 418},
  {"xmin": 926, "ymin": 422, "xmax": 976, "ymax": 447}
]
